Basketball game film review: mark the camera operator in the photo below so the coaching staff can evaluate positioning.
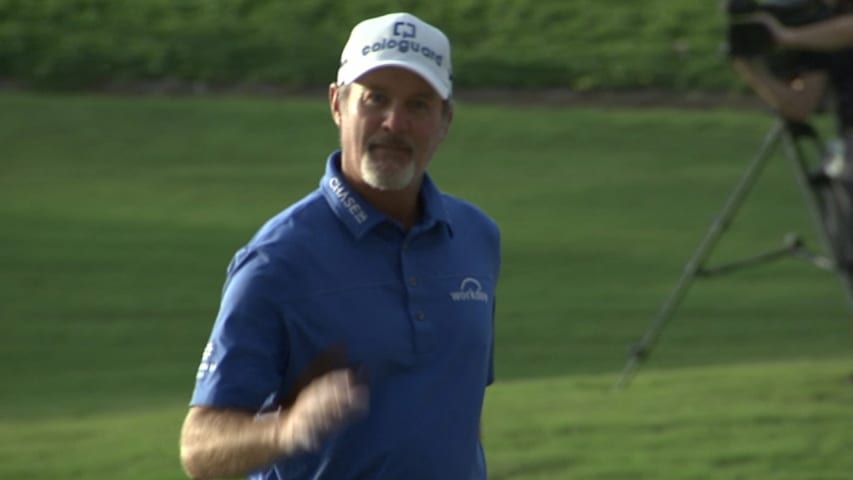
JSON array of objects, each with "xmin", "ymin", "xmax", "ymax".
[
  {"xmin": 731, "ymin": 1, "xmax": 853, "ymax": 171},
  {"xmin": 731, "ymin": 0, "xmax": 853, "ymax": 277}
]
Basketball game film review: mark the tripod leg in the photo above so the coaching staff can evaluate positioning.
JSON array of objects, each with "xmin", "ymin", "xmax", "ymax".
[
  {"xmin": 615, "ymin": 120, "xmax": 787, "ymax": 389},
  {"xmin": 817, "ymin": 182, "xmax": 853, "ymax": 309},
  {"xmin": 781, "ymin": 129, "xmax": 853, "ymax": 312}
]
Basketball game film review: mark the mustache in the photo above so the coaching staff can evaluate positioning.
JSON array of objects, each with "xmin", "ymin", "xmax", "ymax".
[{"xmin": 368, "ymin": 134, "xmax": 413, "ymax": 151}]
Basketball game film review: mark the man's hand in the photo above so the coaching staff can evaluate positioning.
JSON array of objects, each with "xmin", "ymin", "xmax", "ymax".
[
  {"xmin": 745, "ymin": 11, "xmax": 853, "ymax": 51},
  {"xmin": 179, "ymin": 373, "xmax": 368, "ymax": 479},
  {"xmin": 745, "ymin": 12, "xmax": 794, "ymax": 47},
  {"xmin": 279, "ymin": 369, "xmax": 369, "ymax": 453}
]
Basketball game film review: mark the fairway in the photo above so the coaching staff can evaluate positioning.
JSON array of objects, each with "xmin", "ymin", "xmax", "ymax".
[{"xmin": 2, "ymin": 93, "xmax": 851, "ymax": 479}]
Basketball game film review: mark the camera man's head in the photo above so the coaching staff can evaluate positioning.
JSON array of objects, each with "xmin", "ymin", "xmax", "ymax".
[{"xmin": 725, "ymin": 0, "xmax": 843, "ymax": 57}]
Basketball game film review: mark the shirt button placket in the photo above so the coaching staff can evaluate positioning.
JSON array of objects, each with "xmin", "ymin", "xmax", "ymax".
[
  {"xmin": 408, "ymin": 277, "xmax": 423, "ymax": 321},
  {"xmin": 402, "ymin": 237, "xmax": 431, "ymax": 352}
]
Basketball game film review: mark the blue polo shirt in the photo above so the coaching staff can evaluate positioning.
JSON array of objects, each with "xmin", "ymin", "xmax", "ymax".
[{"xmin": 190, "ymin": 150, "xmax": 501, "ymax": 480}]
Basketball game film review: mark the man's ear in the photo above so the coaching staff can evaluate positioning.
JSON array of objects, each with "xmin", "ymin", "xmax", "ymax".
[{"xmin": 329, "ymin": 83, "xmax": 342, "ymax": 127}]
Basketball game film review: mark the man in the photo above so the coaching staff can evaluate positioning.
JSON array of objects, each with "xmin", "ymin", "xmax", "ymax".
[
  {"xmin": 730, "ymin": 0, "xmax": 853, "ymax": 377},
  {"xmin": 730, "ymin": 1, "xmax": 853, "ymax": 264},
  {"xmin": 179, "ymin": 12, "xmax": 501, "ymax": 480},
  {"xmin": 730, "ymin": 0, "xmax": 853, "ymax": 142}
]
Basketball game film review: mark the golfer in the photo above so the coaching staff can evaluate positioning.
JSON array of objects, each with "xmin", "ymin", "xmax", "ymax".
[{"xmin": 179, "ymin": 12, "xmax": 501, "ymax": 480}]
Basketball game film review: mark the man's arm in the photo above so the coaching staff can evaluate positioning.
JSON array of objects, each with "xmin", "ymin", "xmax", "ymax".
[
  {"xmin": 180, "ymin": 406, "xmax": 281, "ymax": 480},
  {"xmin": 769, "ymin": 13, "xmax": 853, "ymax": 51},
  {"xmin": 180, "ymin": 369, "xmax": 368, "ymax": 480},
  {"xmin": 731, "ymin": 57, "xmax": 829, "ymax": 121}
]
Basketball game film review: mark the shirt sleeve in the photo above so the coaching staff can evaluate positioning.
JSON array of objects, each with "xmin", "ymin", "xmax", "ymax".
[
  {"xmin": 485, "ymin": 299, "xmax": 496, "ymax": 387},
  {"xmin": 189, "ymin": 247, "xmax": 290, "ymax": 411},
  {"xmin": 487, "ymin": 222, "xmax": 501, "ymax": 387}
]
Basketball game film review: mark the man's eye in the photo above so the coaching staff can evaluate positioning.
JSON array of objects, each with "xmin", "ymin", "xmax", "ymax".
[{"xmin": 365, "ymin": 93, "xmax": 387, "ymax": 105}]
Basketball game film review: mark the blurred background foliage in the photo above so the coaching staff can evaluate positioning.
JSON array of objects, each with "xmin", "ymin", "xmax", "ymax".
[{"xmin": 0, "ymin": 0, "xmax": 741, "ymax": 93}]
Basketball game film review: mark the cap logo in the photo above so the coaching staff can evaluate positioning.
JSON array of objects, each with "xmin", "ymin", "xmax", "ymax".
[
  {"xmin": 338, "ymin": 13, "xmax": 451, "ymax": 99},
  {"xmin": 393, "ymin": 22, "xmax": 416, "ymax": 38},
  {"xmin": 359, "ymin": 21, "xmax": 444, "ymax": 68}
]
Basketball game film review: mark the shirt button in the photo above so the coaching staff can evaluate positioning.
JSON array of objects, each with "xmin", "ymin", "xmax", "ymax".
[
  {"xmin": 415, "ymin": 311, "xmax": 425, "ymax": 321},
  {"xmin": 408, "ymin": 276, "xmax": 417, "ymax": 287}
]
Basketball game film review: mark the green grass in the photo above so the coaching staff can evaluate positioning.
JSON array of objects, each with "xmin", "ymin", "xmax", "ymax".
[
  {"xmin": 1, "ymin": 93, "xmax": 851, "ymax": 479},
  {"xmin": 485, "ymin": 359, "xmax": 853, "ymax": 480},
  {"xmin": 0, "ymin": 1, "xmax": 740, "ymax": 92}
]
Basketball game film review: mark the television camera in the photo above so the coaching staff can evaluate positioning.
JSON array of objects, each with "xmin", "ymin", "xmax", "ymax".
[{"xmin": 726, "ymin": 0, "xmax": 834, "ymax": 75}]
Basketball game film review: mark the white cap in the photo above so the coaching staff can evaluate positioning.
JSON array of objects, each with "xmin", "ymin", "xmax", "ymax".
[{"xmin": 337, "ymin": 12, "xmax": 452, "ymax": 100}]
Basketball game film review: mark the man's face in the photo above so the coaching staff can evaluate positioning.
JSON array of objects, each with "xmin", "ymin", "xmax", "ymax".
[{"xmin": 330, "ymin": 67, "xmax": 452, "ymax": 192}]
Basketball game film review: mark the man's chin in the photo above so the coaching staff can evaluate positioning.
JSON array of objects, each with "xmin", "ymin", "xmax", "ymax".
[
  {"xmin": 360, "ymin": 153, "xmax": 411, "ymax": 186},
  {"xmin": 368, "ymin": 148, "xmax": 412, "ymax": 165},
  {"xmin": 363, "ymin": 174, "xmax": 414, "ymax": 191},
  {"xmin": 362, "ymin": 166, "xmax": 416, "ymax": 191}
]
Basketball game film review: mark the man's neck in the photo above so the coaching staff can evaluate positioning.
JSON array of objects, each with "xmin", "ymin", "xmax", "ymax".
[{"xmin": 351, "ymin": 178, "xmax": 423, "ymax": 232}]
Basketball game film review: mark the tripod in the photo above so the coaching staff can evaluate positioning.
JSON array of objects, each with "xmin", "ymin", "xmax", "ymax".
[{"xmin": 615, "ymin": 118, "xmax": 853, "ymax": 389}]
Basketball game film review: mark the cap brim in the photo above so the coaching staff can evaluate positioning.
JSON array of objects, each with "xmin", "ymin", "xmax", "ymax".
[{"xmin": 340, "ymin": 60, "xmax": 451, "ymax": 100}]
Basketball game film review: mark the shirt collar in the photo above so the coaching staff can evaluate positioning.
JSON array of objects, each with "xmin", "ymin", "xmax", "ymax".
[
  {"xmin": 319, "ymin": 150, "xmax": 453, "ymax": 239},
  {"xmin": 417, "ymin": 164, "xmax": 454, "ymax": 237}
]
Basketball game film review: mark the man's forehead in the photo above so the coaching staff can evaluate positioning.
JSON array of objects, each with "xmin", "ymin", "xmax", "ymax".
[{"xmin": 353, "ymin": 67, "xmax": 440, "ymax": 98}]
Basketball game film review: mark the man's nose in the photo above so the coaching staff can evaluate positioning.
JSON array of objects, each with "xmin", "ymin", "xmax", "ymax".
[{"xmin": 381, "ymin": 103, "xmax": 410, "ymax": 132}]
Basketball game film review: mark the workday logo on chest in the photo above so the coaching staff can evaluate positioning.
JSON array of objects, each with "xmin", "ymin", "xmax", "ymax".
[{"xmin": 450, "ymin": 277, "xmax": 489, "ymax": 303}]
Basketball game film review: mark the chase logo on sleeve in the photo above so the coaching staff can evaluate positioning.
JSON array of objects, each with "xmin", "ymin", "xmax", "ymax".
[{"xmin": 196, "ymin": 342, "xmax": 218, "ymax": 379}]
